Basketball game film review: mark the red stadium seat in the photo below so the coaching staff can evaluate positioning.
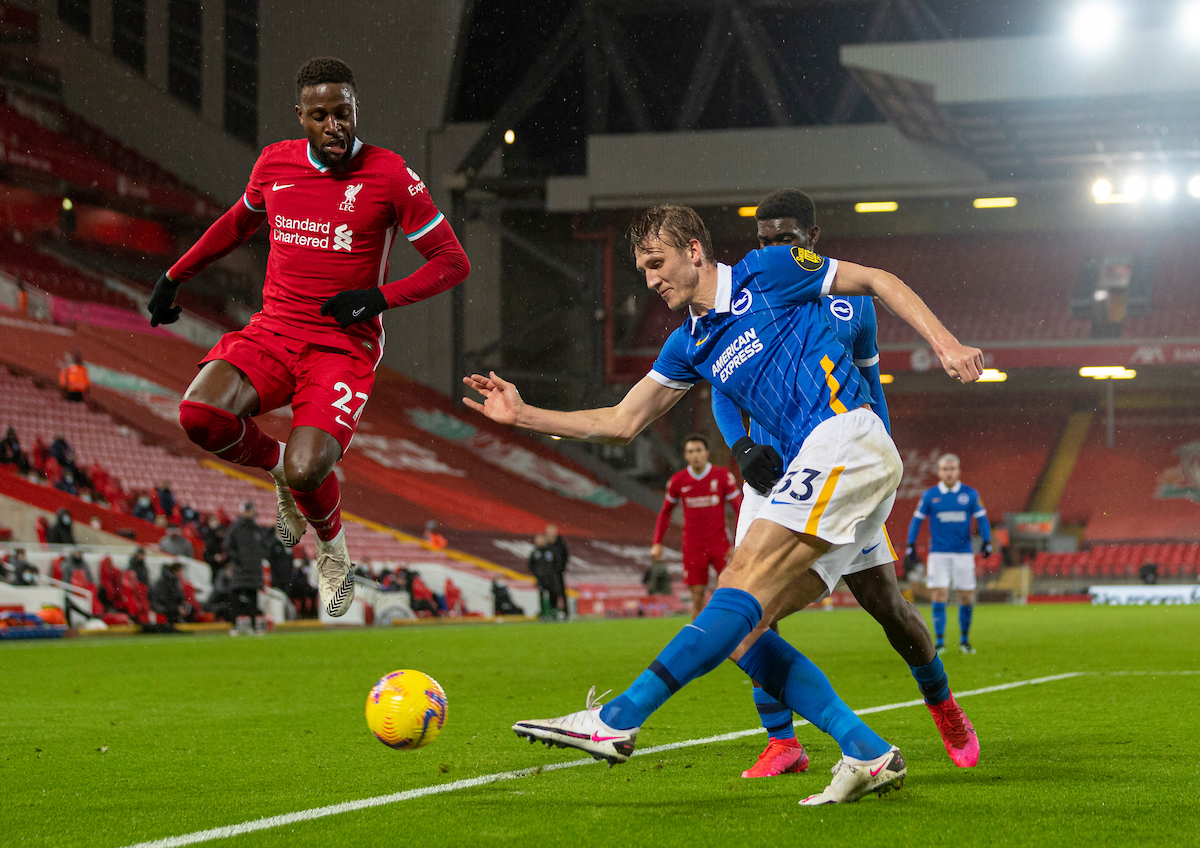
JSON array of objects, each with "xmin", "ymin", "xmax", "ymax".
[{"xmin": 120, "ymin": 570, "xmax": 150, "ymax": 624}]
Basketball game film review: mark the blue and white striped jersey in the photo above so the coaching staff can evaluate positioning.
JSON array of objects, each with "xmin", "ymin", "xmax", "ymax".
[
  {"xmin": 710, "ymin": 294, "xmax": 890, "ymax": 455},
  {"xmin": 649, "ymin": 246, "xmax": 872, "ymax": 463}
]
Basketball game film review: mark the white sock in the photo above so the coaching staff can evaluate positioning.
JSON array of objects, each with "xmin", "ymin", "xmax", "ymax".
[{"xmin": 270, "ymin": 441, "xmax": 286, "ymax": 478}]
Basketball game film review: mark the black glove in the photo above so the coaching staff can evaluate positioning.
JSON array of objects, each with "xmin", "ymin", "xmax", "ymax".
[
  {"xmin": 731, "ymin": 436, "xmax": 783, "ymax": 495},
  {"xmin": 904, "ymin": 544, "xmax": 920, "ymax": 567},
  {"xmin": 147, "ymin": 272, "xmax": 182, "ymax": 327},
  {"xmin": 981, "ymin": 541, "xmax": 993, "ymax": 559},
  {"xmin": 320, "ymin": 287, "xmax": 387, "ymax": 329}
]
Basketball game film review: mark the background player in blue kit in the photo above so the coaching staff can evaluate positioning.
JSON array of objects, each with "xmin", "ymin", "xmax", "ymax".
[
  {"xmin": 907, "ymin": 453, "xmax": 992, "ymax": 654},
  {"xmin": 715, "ymin": 190, "xmax": 978, "ymax": 775},
  {"xmin": 465, "ymin": 205, "xmax": 984, "ymax": 804}
]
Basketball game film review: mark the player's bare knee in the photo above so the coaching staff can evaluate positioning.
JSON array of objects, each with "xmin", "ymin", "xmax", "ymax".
[
  {"xmin": 283, "ymin": 452, "xmax": 330, "ymax": 492},
  {"xmin": 183, "ymin": 361, "xmax": 259, "ymax": 417}
]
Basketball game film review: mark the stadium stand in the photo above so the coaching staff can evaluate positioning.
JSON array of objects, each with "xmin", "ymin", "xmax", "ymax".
[
  {"xmin": 1057, "ymin": 407, "xmax": 1200, "ymax": 543},
  {"xmin": 0, "ymin": 85, "xmax": 221, "ymax": 218},
  {"xmin": 625, "ymin": 231, "xmax": 1200, "ymax": 352},
  {"xmin": 0, "ymin": 366, "xmax": 515, "ymax": 574},
  {"xmin": 0, "ymin": 306, "xmax": 676, "ymax": 613},
  {"xmin": 0, "ymin": 314, "xmax": 663, "ymax": 544},
  {"xmin": 1031, "ymin": 543, "xmax": 1200, "ymax": 580},
  {"xmin": 883, "ymin": 394, "xmax": 1072, "ymax": 552},
  {"xmin": 0, "ymin": 233, "xmax": 138, "ymax": 310},
  {"xmin": 1120, "ymin": 237, "xmax": 1200, "ymax": 340}
]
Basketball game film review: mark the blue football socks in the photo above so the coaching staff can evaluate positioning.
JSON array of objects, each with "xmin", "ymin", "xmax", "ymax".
[
  {"xmin": 910, "ymin": 655, "xmax": 951, "ymax": 705},
  {"xmin": 736, "ymin": 629, "xmax": 891, "ymax": 761},
  {"xmin": 932, "ymin": 601, "xmax": 947, "ymax": 643},
  {"xmin": 753, "ymin": 685, "xmax": 796, "ymax": 741},
  {"xmin": 959, "ymin": 603, "xmax": 974, "ymax": 644},
  {"xmin": 600, "ymin": 587, "xmax": 762, "ymax": 730}
]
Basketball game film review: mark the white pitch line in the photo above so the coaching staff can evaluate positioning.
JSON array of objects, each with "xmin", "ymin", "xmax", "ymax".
[{"xmin": 117, "ymin": 671, "xmax": 1083, "ymax": 848}]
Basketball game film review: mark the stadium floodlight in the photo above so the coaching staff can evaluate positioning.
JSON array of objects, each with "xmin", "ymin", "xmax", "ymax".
[
  {"xmin": 1183, "ymin": 2, "xmax": 1200, "ymax": 42},
  {"xmin": 973, "ymin": 197, "xmax": 1017, "ymax": 209},
  {"xmin": 1080, "ymin": 366, "xmax": 1136, "ymax": 379},
  {"xmin": 1094, "ymin": 289, "xmax": 1110, "ymax": 301},
  {"xmin": 1152, "ymin": 175, "xmax": 1176, "ymax": 201},
  {"xmin": 855, "ymin": 201, "xmax": 898, "ymax": 213},
  {"xmin": 1189, "ymin": 175, "xmax": 1200, "ymax": 197},
  {"xmin": 879, "ymin": 374, "xmax": 894, "ymax": 384},
  {"xmin": 503, "ymin": 129, "xmax": 515, "ymax": 144},
  {"xmin": 1068, "ymin": 2, "xmax": 1120, "ymax": 51},
  {"xmin": 1092, "ymin": 179, "xmax": 1113, "ymax": 201},
  {"xmin": 1123, "ymin": 176, "xmax": 1147, "ymax": 201},
  {"xmin": 977, "ymin": 369, "xmax": 1008, "ymax": 382},
  {"xmin": 61, "ymin": 197, "xmax": 73, "ymax": 211},
  {"xmin": 737, "ymin": 206, "xmax": 758, "ymax": 217}
]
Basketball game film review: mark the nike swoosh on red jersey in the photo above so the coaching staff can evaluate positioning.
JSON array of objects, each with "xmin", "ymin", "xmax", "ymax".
[
  {"xmin": 272, "ymin": 182, "xmax": 295, "ymax": 191},
  {"xmin": 591, "ymin": 732, "xmax": 625, "ymax": 743}
]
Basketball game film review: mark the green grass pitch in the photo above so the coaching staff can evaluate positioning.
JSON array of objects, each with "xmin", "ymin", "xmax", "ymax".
[{"xmin": 3, "ymin": 604, "xmax": 1198, "ymax": 847}]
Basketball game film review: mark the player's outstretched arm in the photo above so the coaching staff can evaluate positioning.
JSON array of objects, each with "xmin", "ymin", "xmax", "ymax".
[
  {"xmin": 463, "ymin": 372, "xmax": 686, "ymax": 444},
  {"xmin": 830, "ymin": 261, "xmax": 984, "ymax": 383},
  {"xmin": 150, "ymin": 201, "xmax": 266, "ymax": 326}
]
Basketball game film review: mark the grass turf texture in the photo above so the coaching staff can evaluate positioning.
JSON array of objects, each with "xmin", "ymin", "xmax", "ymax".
[{"xmin": 2, "ymin": 604, "xmax": 1198, "ymax": 847}]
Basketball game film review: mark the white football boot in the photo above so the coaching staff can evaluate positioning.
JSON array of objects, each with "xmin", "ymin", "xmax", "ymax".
[
  {"xmin": 800, "ymin": 746, "xmax": 907, "ymax": 805},
  {"xmin": 513, "ymin": 686, "xmax": 638, "ymax": 765},
  {"xmin": 269, "ymin": 444, "xmax": 306, "ymax": 547},
  {"xmin": 315, "ymin": 528, "xmax": 354, "ymax": 617}
]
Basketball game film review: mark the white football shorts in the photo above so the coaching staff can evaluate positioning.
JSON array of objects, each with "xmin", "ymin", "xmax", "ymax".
[
  {"xmin": 739, "ymin": 408, "xmax": 903, "ymax": 591},
  {"xmin": 926, "ymin": 552, "xmax": 977, "ymax": 591}
]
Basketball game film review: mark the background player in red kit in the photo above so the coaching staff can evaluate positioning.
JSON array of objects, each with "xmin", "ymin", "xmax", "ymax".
[
  {"xmin": 145, "ymin": 57, "xmax": 470, "ymax": 617},
  {"xmin": 650, "ymin": 434, "xmax": 742, "ymax": 618}
]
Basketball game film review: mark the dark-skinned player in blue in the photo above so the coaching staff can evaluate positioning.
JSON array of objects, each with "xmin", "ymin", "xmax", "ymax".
[{"xmin": 714, "ymin": 190, "xmax": 979, "ymax": 777}]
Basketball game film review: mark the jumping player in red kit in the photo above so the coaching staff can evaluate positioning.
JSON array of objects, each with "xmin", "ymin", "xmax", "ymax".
[
  {"xmin": 145, "ymin": 57, "xmax": 470, "ymax": 617},
  {"xmin": 650, "ymin": 434, "xmax": 742, "ymax": 618}
]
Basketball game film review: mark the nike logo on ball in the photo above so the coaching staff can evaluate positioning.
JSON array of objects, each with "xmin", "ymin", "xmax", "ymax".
[
  {"xmin": 352, "ymin": 307, "xmax": 366, "ymax": 317},
  {"xmin": 272, "ymin": 183, "xmax": 295, "ymax": 191}
]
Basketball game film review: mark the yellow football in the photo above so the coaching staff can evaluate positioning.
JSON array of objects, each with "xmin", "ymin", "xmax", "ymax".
[{"xmin": 365, "ymin": 670, "xmax": 448, "ymax": 750}]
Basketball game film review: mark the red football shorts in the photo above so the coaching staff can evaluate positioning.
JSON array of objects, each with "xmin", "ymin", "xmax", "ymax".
[
  {"xmin": 681, "ymin": 539, "xmax": 730, "ymax": 587},
  {"xmin": 200, "ymin": 322, "xmax": 377, "ymax": 454}
]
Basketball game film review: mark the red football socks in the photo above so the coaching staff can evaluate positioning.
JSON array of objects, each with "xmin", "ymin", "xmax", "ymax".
[
  {"xmin": 290, "ymin": 472, "xmax": 342, "ymax": 542},
  {"xmin": 178, "ymin": 400, "xmax": 280, "ymax": 470}
]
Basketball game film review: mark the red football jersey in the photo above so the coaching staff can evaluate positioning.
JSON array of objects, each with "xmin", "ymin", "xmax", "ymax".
[
  {"xmin": 653, "ymin": 463, "xmax": 741, "ymax": 547},
  {"xmin": 239, "ymin": 138, "xmax": 443, "ymax": 358}
]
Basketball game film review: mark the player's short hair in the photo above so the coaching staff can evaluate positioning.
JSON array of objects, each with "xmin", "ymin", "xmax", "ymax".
[
  {"xmin": 755, "ymin": 189, "xmax": 816, "ymax": 230},
  {"xmin": 295, "ymin": 56, "xmax": 356, "ymax": 103},
  {"xmin": 938, "ymin": 453, "xmax": 960, "ymax": 466},
  {"xmin": 628, "ymin": 205, "xmax": 714, "ymax": 264},
  {"xmin": 682, "ymin": 433, "xmax": 709, "ymax": 450}
]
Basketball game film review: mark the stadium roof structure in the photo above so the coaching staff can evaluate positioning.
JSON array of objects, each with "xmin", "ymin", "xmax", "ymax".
[
  {"xmin": 546, "ymin": 25, "xmax": 1200, "ymax": 210},
  {"xmin": 843, "ymin": 29, "xmax": 1200, "ymax": 179}
]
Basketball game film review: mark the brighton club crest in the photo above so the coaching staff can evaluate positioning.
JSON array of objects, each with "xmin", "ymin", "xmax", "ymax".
[
  {"xmin": 1155, "ymin": 442, "xmax": 1200, "ymax": 504},
  {"xmin": 340, "ymin": 183, "xmax": 363, "ymax": 212}
]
